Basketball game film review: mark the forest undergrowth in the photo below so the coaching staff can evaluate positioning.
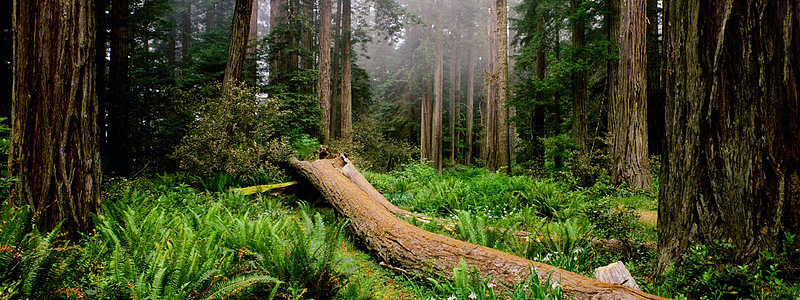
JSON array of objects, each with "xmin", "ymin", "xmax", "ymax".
[{"xmin": 1, "ymin": 163, "xmax": 799, "ymax": 299}]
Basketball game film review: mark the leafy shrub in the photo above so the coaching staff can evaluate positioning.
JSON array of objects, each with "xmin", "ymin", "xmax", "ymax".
[
  {"xmin": 173, "ymin": 84, "xmax": 291, "ymax": 178},
  {"xmin": 658, "ymin": 237, "xmax": 800, "ymax": 299},
  {"xmin": 329, "ymin": 117, "xmax": 416, "ymax": 172},
  {"xmin": 583, "ymin": 202, "xmax": 638, "ymax": 243},
  {"xmin": 422, "ymin": 260, "xmax": 565, "ymax": 300},
  {"xmin": 0, "ymin": 117, "xmax": 16, "ymax": 201}
]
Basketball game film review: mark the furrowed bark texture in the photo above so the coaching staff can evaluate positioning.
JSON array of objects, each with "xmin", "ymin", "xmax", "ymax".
[
  {"xmin": 223, "ymin": 0, "xmax": 253, "ymax": 91},
  {"xmin": 657, "ymin": 0, "xmax": 800, "ymax": 273},
  {"xmin": 318, "ymin": 0, "xmax": 332, "ymax": 142},
  {"xmin": 290, "ymin": 155, "xmax": 667, "ymax": 300},
  {"xmin": 612, "ymin": 0, "xmax": 652, "ymax": 191},
  {"xmin": 11, "ymin": 0, "xmax": 102, "ymax": 239}
]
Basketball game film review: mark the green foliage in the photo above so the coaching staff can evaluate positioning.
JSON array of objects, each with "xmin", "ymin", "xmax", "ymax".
[
  {"xmin": 657, "ymin": 236, "xmax": 800, "ymax": 299},
  {"xmin": 173, "ymin": 84, "xmax": 291, "ymax": 178},
  {"xmin": 421, "ymin": 260, "xmax": 565, "ymax": 300},
  {"xmin": 329, "ymin": 117, "xmax": 417, "ymax": 172},
  {"xmin": 583, "ymin": 202, "xmax": 637, "ymax": 242},
  {"xmin": 0, "ymin": 117, "xmax": 16, "ymax": 201}
]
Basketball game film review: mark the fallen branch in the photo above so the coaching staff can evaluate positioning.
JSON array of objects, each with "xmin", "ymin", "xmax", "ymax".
[
  {"xmin": 290, "ymin": 154, "xmax": 667, "ymax": 300},
  {"xmin": 230, "ymin": 181, "xmax": 300, "ymax": 196}
]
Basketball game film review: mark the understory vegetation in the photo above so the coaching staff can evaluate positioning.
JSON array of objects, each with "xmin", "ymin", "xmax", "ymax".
[{"xmin": 2, "ymin": 159, "xmax": 798, "ymax": 299}]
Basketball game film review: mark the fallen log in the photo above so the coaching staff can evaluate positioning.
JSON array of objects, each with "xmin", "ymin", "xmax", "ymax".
[
  {"xmin": 290, "ymin": 154, "xmax": 667, "ymax": 300},
  {"xmin": 231, "ymin": 181, "xmax": 300, "ymax": 196}
]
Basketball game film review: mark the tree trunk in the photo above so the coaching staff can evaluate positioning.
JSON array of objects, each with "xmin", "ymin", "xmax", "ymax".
[
  {"xmin": 167, "ymin": 24, "xmax": 177, "ymax": 66},
  {"xmin": 181, "ymin": 1, "xmax": 192, "ymax": 67},
  {"xmin": 534, "ymin": 7, "xmax": 546, "ymax": 166},
  {"xmin": 485, "ymin": 4, "xmax": 497, "ymax": 169},
  {"xmin": 331, "ymin": 0, "xmax": 342, "ymax": 138},
  {"xmin": 449, "ymin": 46, "xmax": 457, "ymax": 165},
  {"xmin": 223, "ymin": 0, "xmax": 254, "ymax": 92},
  {"xmin": 606, "ymin": 0, "xmax": 620, "ymax": 141},
  {"xmin": 340, "ymin": 0, "xmax": 352, "ymax": 142},
  {"xmin": 433, "ymin": 8, "xmax": 444, "ymax": 174},
  {"xmin": 466, "ymin": 30, "xmax": 474, "ymax": 165},
  {"xmin": 207, "ymin": 2, "xmax": 217, "ymax": 29},
  {"xmin": 570, "ymin": 0, "xmax": 587, "ymax": 151},
  {"xmin": 96, "ymin": 0, "xmax": 108, "ymax": 173},
  {"xmin": 612, "ymin": 0, "xmax": 651, "ymax": 191},
  {"xmin": 10, "ymin": 0, "xmax": 102, "ymax": 240},
  {"xmin": 108, "ymin": 0, "xmax": 132, "ymax": 176},
  {"xmin": 250, "ymin": 0, "xmax": 259, "ymax": 42},
  {"xmin": 495, "ymin": 0, "xmax": 510, "ymax": 173},
  {"xmin": 318, "ymin": 0, "xmax": 332, "ymax": 143},
  {"xmin": 456, "ymin": 50, "xmax": 462, "ymax": 163},
  {"xmin": 422, "ymin": 83, "xmax": 431, "ymax": 162},
  {"xmin": 300, "ymin": 0, "xmax": 314, "ymax": 69},
  {"xmin": 269, "ymin": 0, "xmax": 284, "ymax": 85},
  {"xmin": 656, "ymin": 0, "xmax": 800, "ymax": 274},
  {"xmin": 290, "ymin": 154, "xmax": 666, "ymax": 300}
]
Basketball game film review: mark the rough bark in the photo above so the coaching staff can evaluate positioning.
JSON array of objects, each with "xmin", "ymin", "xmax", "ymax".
[
  {"xmin": 318, "ymin": 0, "xmax": 332, "ymax": 143},
  {"xmin": 331, "ymin": 0, "xmax": 342, "ymax": 138},
  {"xmin": 570, "ymin": 0, "xmax": 587, "ymax": 151},
  {"xmin": 612, "ymin": 0, "xmax": 652, "ymax": 191},
  {"xmin": 606, "ymin": 0, "xmax": 620, "ymax": 138},
  {"xmin": 495, "ymin": 0, "xmax": 510, "ymax": 173},
  {"xmin": 223, "ymin": 0, "xmax": 254, "ymax": 92},
  {"xmin": 657, "ymin": 0, "xmax": 800, "ymax": 274},
  {"xmin": 290, "ymin": 154, "xmax": 666, "ymax": 300},
  {"xmin": 340, "ymin": 0, "xmax": 352, "ymax": 142},
  {"xmin": 10, "ymin": 0, "xmax": 102, "ymax": 239},
  {"xmin": 466, "ymin": 29, "xmax": 475, "ymax": 165},
  {"xmin": 108, "ymin": 0, "xmax": 132, "ymax": 175}
]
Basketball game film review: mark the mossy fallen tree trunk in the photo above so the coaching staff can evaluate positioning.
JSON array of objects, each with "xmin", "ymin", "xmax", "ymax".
[{"xmin": 290, "ymin": 154, "xmax": 666, "ymax": 300}]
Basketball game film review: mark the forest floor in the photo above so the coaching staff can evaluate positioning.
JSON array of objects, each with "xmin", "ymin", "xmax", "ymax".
[{"xmin": 2, "ymin": 162, "xmax": 797, "ymax": 299}]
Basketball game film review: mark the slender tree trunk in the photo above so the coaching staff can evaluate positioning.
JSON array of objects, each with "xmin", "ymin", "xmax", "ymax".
[
  {"xmin": 606, "ymin": 0, "xmax": 620, "ymax": 138},
  {"xmin": 331, "ymin": 0, "xmax": 342, "ymax": 138},
  {"xmin": 250, "ymin": 0, "xmax": 259, "ymax": 42},
  {"xmin": 495, "ymin": 0, "xmax": 510, "ymax": 172},
  {"xmin": 223, "ymin": 0, "xmax": 254, "ymax": 91},
  {"xmin": 570, "ymin": 0, "xmax": 587, "ymax": 151},
  {"xmin": 466, "ymin": 30, "xmax": 475, "ymax": 165},
  {"xmin": 10, "ymin": 0, "xmax": 102, "ymax": 240},
  {"xmin": 300, "ymin": 0, "xmax": 314, "ymax": 69},
  {"xmin": 318, "ymin": 0, "xmax": 332, "ymax": 143},
  {"xmin": 553, "ymin": 23, "xmax": 563, "ymax": 169},
  {"xmin": 181, "ymin": 1, "xmax": 192, "ymax": 67},
  {"xmin": 96, "ymin": 0, "xmax": 108, "ymax": 173},
  {"xmin": 449, "ymin": 46, "xmax": 457, "ymax": 165},
  {"xmin": 422, "ymin": 82, "xmax": 431, "ymax": 162},
  {"xmin": 485, "ymin": 4, "xmax": 497, "ymax": 169},
  {"xmin": 340, "ymin": 0, "xmax": 352, "ymax": 142},
  {"xmin": 433, "ymin": 11, "xmax": 444, "ymax": 174},
  {"xmin": 109, "ymin": 0, "xmax": 132, "ymax": 175},
  {"xmin": 269, "ymin": 0, "xmax": 284, "ymax": 85},
  {"xmin": 208, "ymin": 2, "xmax": 217, "ymax": 29},
  {"xmin": 656, "ymin": 0, "xmax": 800, "ymax": 274},
  {"xmin": 612, "ymin": 0, "xmax": 651, "ymax": 191},
  {"xmin": 533, "ymin": 7, "xmax": 546, "ymax": 166},
  {"xmin": 455, "ymin": 49, "xmax": 462, "ymax": 164},
  {"xmin": 167, "ymin": 25, "xmax": 177, "ymax": 66}
]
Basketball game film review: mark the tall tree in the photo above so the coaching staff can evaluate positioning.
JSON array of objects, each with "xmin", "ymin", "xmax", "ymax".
[
  {"xmin": 611, "ymin": 0, "xmax": 651, "ymax": 191},
  {"xmin": 449, "ymin": 46, "xmax": 457, "ymax": 165},
  {"xmin": 533, "ymin": 1, "xmax": 546, "ymax": 165},
  {"xmin": 570, "ymin": 0, "xmax": 587, "ymax": 151},
  {"xmin": 465, "ymin": 29, "xmax": 475, "ymax": 165},
  {"xmin": 108, "ymin": 0, "xmax": 132, "ymax": 175},
  {"xmin": 10, "ymin": 0, "xmax": 102, "ymax": 239},
  {"xmin": 656, "ymin": 0, "xmax": 800, "ymax": 273},
  {"xmin": 494, "ymin": 0, "xmax": 510, "ymax": 172},
  {"xmin": 223, "ymin": 0, "xmax": 254, "ymax": 91},
  {"xmin": 432, "ymin": 3, "xmax": 444, "ymax": 174},
  {"xmin": 269, "ymin": 0, "xmax": 285, "ymax": 85},
  {"xmin": 340, "ymin": 0, "xmax": 353, "ymax": 142},
  {"xmin": 645, "ymin": 0, "xmax": 663, "ymax": 155},
  {"xmin": 181, "ymin": 0, "xmax": 192, "ymax": 67},
  {"xmin": 318, "ymin": 0, "xmax": 332, "ymax": 142}
]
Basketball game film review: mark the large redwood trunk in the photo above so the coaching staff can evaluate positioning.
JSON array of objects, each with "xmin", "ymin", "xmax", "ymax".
[
  {"xmin": 340, "ymin": 0, "xmax": 352, "ymax": 142},
  {"xmin": 318, "ymin": 0, "xmax": 332, "ymax": 142},
  {"xmin": 223, "ymin": 0, "xmax": 254, "ymax": 91},
  {"xmin": 494, "ymin": 0, "xmax": 510, "ymax": 172},
  {"xmin": 656, "ymin": 0, "xmax": 800, "ymax": 273},
  {"xmin": 290, "ymin": 154, "xmax": 666, "ymax": 300},
  {"xmin": 10, "ymin": 0, "xmax": 102, "ymax": 240}
]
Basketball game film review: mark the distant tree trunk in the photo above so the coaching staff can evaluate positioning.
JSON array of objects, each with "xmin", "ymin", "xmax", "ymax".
[
  {"xmin": 611, "ymin": 0, "xmax": 651, "ymax": 191},
  {"xmin": 533, "ymin": 7, "xmax": 546, "ymax": 166},
  {"xmin": 433, "ymin": 11, "xmax": 444, "ymax": 174},
  {"xmin": 455, "ymin": 49, "xmax": 462, "ymax": 164},
  {"xmin": 570, "ymin": 0, "xmax": 587, "ymax": 151},
  {"xmin": 10, "ymin": 0, "xmax": 102, "ymax": 240},
  {"xmin": 645, "ymin": 0, "xmax": 663, "ymax": 155},
  {"xmin": 318, "ymin": 0, "xmax": 332, "ymax": 143},
  {"xmin": 340, "ymin": 0, "xmax": 352, "ymax": 142},
  {"xmin": 269, "ymin": 0, "xmax": 285, "ymax": 85},
  {"xmin": 250, "ymin": 0, "xmax": 259, "ymax": 42},
  {"xmin": 485, "ymin": 4, "xmax": 497, "ymax": 169},
  {"xmin": 181, "ymin": 1, "xmax": 192, "ymax": 67},
  {"xmin": 449, "ymin": 46, "xmax": 457, "ymax": 165},
  {"xmin": 109, "ymin": 0, "xmax": 132, "ymax": 175},
  {"xmin": 331, "ymin": 0, "xmax": 342, "ymax": 138},
  {"xmin": 223, "ymin": 0, "xmax": 254, "ymax": 92},
  {"xmin": 495, "ymin": 0, "xmax": 510, "ymax": 173},
  {"xmin": 422, "ymin": 82, "xmax": 432, "ymax": 161},
  {"xmin": 656, "ymin": 0, "xmax": 800, "ymax": 274},
  {"xmin": 300, "ymin": 0, "xmax": 314, "ymax": 69},
  {"xmin": 466, "ymin": 30, "xmax": 475, "ymax": 165},
  {"xmin": 553, "ymin": 23, "xmax": 563, "ymax": 169},
  {"xmin": 606, "ymin": 0, "xmax": 620, "ymax": 137},
  {"xmin": 207, "ymin": 2, "xmax": 217, "ymax": 29},
  {"xmin": 167, "ymin": 25, "xmax": 177, "ymax": 66}
]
